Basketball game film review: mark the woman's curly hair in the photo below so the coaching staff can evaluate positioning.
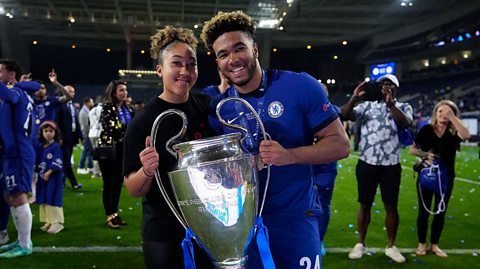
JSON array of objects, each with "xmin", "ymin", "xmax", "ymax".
[
  {"xmin": 150, "ymin": 25, "xmax": 198, "ymax": 64},
  {"xmin": 200, "ymin": 11, "xmax": 255, "ymax": 52}
]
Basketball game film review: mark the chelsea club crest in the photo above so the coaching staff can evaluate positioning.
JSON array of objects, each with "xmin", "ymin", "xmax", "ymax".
[{"xmin": 268, "ymin": 101, "xmax": 284, "ymax": 118}]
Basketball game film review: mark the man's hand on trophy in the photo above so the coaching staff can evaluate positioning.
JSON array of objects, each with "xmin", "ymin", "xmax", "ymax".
[
  {"xmin": 259, "ymin": 140, "xmax": 293, "ymax": 166},
  {"xmin": 140, "ymin": 136, "xmax": 159, "ymax": 178}
]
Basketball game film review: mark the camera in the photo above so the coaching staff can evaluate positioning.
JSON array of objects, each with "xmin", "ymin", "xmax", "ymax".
[{"xmin": 362, "ymin": 81, "xmax": 383, "ymax": 101}]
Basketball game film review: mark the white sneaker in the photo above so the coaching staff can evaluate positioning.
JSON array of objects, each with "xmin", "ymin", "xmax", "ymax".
[
  {"xmin": 385, "ymin": 245, "xmax": 406, "ymax": 263},
  {"xmin": 0, "ymin": 230, "xmax": 9, "ymax": 245},
  {"xmin": 47, "ymin": 223, "xmax": 64, "ymax": 234},
  {"xmin": 348, "ymin": 243, "xmax": 366, "ymax": 259},
  {"xmin": 76, "ymin": 168, "xmax": 88, "ymax": 175},
  {"xmin": 88, "ymin": 168, "xmax": 94, "ymax": 174},
  {"xmin": 40, "ymin": 223, "xmax": 51, "ymax": 232}
]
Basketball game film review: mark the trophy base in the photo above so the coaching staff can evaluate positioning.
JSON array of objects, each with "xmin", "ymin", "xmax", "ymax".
[{"xmin": 214, "ymin": 257, "xmax": 247, "ymax": 269}]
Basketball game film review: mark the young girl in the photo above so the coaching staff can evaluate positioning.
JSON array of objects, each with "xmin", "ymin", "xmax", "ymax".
[{"xmin": 35, "ymin": 121, "xmax": 65, "ymax": 234}]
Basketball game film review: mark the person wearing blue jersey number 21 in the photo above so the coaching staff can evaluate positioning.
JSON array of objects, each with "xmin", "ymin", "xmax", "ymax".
[
  {"xmin": 0, "ymin": 59, "xmax": 41, "ymax": 258},
  {"xmin": 201, "ymin": 11, "xmax": 350, "ymax": 269}
]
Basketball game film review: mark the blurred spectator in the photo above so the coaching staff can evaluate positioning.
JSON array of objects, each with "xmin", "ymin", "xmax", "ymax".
[
  {"xmin": 202, "ymin": 68, "xmax": 230, "ymax": 96},
  {"xmin": 312, "ymin": 82, "xmax": 343, "ymax": 256},
  {"xmin": 88, "ymin": 100, "xmax": 103, "ymax": 178},
  {"xmin": 77, "ymin": 97, "xmax": 95, "ymax": 175},
  {"xmin": 56, "ymin": 85, "xmax": 83, "ymax": 190},
  {"xmin": 409, "ymin": 100, "xmax": 470, "ymax": 257},
  {"xmin": 342, "ymin": 75, "xmax": 413, "ymax": 263},
  {"xmin": 97, "ymin": 80, "xmax": 133, "ymax": 229},
  {"xmin": 133, "ymin": 100, "xmax": 144, "ymax": 112}
]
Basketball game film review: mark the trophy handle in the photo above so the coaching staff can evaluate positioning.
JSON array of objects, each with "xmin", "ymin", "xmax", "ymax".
[
  {"xmin": 216, "ymin": 97, "xmax": 269, "ymax": 144},
  {"xmin": 151, "ymin": 109, "xmax": 188, "ymax": 157},
  {"xmin": 215, "ymin": 96, "xmax": 270, "ymax": 216},
  {"xmin": 150, "ymin": 109, "xmax": 188, "ymax": 229}
]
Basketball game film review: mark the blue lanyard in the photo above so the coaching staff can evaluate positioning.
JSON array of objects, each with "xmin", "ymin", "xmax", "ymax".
[{"xmin": 227, "ymin": 69, "xmax": 267, "ymax": 151}]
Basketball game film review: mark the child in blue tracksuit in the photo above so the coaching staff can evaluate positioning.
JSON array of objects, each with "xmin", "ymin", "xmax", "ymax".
[{"xmin": 35, "ymin": 121, "xmax": 65, "ymax": 234}]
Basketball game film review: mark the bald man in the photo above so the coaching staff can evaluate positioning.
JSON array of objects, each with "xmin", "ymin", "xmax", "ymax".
[{"xmin": 56, "ymin": 84, "xmax": 83, "ymax": 190}]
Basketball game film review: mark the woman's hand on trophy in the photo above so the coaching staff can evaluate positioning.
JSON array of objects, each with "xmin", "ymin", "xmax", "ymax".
[
  {"xmin": 259, "ymin": 140, "xmax": 293, "ymax": 166},
  {"xmin": 140, "ymin": 136, "xmax": 159, "ymax": 178}
]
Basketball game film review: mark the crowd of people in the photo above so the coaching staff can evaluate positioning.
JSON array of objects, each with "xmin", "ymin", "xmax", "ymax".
[
  {"xmin": 0, "ymin": 10, "xmax": 474, "ymax": 269},
  {"xmin": 0, "ymin": 59, "xmax": 142, "ymax": 258}
]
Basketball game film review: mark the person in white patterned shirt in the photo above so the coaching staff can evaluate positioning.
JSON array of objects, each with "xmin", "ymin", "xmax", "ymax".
[{"xmin": 341, "ymin": 74, "xmax": 413, "ymax": 263}]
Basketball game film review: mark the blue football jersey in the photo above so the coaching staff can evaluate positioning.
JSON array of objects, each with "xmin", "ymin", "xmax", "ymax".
[
  {"xmin": 1, "ymin": 82, "xmax": 38, "ymax": 194},
  {"xmin": 203, "ymin": 85, "xmax": 222, "ymax": 97},
  {"xmin": 34, "ymin": 96, "xmax": 60, "ymax": 125},
  {"xmin": 211, "ymin": 70, "xmax": 338, "ymax": 214},
  {"xmin": 35, "ymin": 142, "xmax": 64, "ymax": 206},
  {"xmin": 209, "ymin": 69, "xmax": 337, "ymax": 268},
  {"xmin": 0, "ymin": 82, "xmax": 36, "ymax": 158}
]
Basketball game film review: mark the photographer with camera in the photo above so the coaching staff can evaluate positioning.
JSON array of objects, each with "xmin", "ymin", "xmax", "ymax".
[{"xmin": 341, "ymin": 74, "xmax": 413, "ymax": 263}]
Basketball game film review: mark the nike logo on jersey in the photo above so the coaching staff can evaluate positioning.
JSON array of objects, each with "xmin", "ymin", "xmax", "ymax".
[{"xmin": 227, "ymin": 112, "xmax": 244, "ymax": 124}]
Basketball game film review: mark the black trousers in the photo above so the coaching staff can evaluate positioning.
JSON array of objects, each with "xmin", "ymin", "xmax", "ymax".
[
  {"xmin": 142, "ymin": 240, "xmax": 214, "ymax": 269},
  {"xmin": 416, "ymin": 176, "xmax": 454, "ymax": 244},
  {"xmin": 98, "ymin": 143, "xmax": 124, "ymax": 216},
  {"xmin": 61, "ymin": 143, "xmax": 79, "ymax": 187}
]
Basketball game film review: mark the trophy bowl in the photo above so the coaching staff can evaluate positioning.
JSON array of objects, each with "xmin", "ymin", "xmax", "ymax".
[{"xmin": 168, "ymin": 133, "xmax": 259, "ymax": 269}]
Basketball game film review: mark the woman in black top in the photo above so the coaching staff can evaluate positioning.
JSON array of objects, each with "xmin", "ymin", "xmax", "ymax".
[
  {"xmin": 98, "ymin": 80, "xmax": 133, "ymax": 229},
  {"xmin": 409, "ymin": 100, "xmax": 470, "ymax": 257},
  {"xmin": 123, "ymin": 26, "xmax": 214, "ymax": 269}
]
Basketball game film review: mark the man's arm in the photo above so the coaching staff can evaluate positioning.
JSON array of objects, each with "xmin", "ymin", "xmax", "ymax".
[
  {"xmin": 0, "ymin": 82, "xmax": 20, "ymax": 104},
  {"xmin": 340, "ymin": 81, "xmax": 366, "ymax": 121},
  {"xmin": 388, "ymin": 105, "xmax": 412, "ymax": 128},
  {"xmin": 259, "ymin": 118, "xmax": 350, "ymax": 166},
  {"xmin": 383, "ymin": 87, "xmax": 412, "ymax": 128},
  {"xmin": 49, "ymin": 69, "xmax": 73, "ymax": 103}
]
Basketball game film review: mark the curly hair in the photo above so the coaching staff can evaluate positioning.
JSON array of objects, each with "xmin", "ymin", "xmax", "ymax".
[
  {"xmin": 150, "ymin": 25, "xmax": 198, "ymax": 64},
  {"xmin": 200, "ymin": 10, "xmax": 255, "ymax": 51}
]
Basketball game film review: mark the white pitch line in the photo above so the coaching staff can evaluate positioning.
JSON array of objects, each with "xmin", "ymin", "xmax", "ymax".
[
  {"xmin": 349, "ymin": 154, "xmax": 480, "ymax": 185},
  {"xmin": 33, "ymin": 246, "xmax": 142, "ymax": 253},
  {"xmin": 454, "ymin": 177, "xmax": 480, "ymax": 185},
  {"xmin": 327, "ymin": 248, "xmax": 480, "ymax": 255},
  {"xmin": 400, "ymin": 164, "xmax": 480, "ymax": 185},
  {"xmin": 32, "ymin": 246, "xmax": 479, "ymax": 255}
]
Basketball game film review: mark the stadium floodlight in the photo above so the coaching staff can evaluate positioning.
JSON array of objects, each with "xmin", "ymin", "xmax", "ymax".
[{"xmin": 258, "ymin": 19, "xmax": 279, "ymax": 29}]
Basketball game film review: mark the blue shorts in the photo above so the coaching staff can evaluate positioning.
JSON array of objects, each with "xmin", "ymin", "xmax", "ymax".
[
  {"xmin": 247, "ymin": 210, "xmax": 322, "ymax": 269},
  {"xmin": 1, "ymin": 156, "xmax": 34, "ymax": 194}
]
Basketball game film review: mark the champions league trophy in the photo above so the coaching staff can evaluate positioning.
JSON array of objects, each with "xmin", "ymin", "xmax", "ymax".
[{"xmin": 150, "ymin": 97, "xmax": 272, "ymax": 269}]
